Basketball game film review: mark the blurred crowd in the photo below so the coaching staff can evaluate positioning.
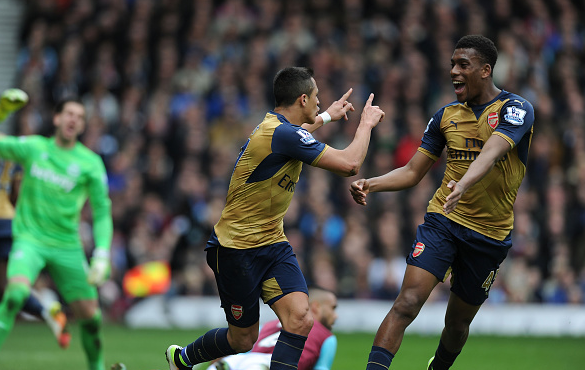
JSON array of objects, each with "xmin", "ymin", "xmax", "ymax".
[{"xmin": 10, "ymin": 0, "xmax": 585, "ymax": 319}]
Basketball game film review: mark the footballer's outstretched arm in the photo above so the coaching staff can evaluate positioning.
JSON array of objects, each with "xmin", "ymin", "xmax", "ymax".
[{"xmin": 350, "ymin": 151, "xmax": 435, "ymax": 206}]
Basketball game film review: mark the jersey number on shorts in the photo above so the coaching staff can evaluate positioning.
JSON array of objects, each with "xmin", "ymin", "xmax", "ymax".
[{"xmin": 481, "ymin": 269, "xmax": 499, "ymax": 292}]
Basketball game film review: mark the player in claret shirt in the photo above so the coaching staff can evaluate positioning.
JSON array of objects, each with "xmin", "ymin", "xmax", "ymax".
[
  {"xmin": 350, "ymin": 35, "xmax": 534, "ymax": 370},
  {"xmin": 0, "ymin": 98, "xmax": 113, "ymax": 370}
]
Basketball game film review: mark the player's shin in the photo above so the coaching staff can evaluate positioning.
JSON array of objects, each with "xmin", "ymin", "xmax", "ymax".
[
  {"xmin": 269, "ymin": 330, "xmax": 307, "ymax": 370},
  {"xmin": 429, "ymin": 341, "xmax": 460, "ymax": 370},
  {"xmin": 366, "ymin": 345, "xmax": 395, "ymax": 370},
  {"xmin": 182, "ymin": 328, "xmax": 237, "ymax": 366},
  {"xmin": 79, "ymin": 310, "xmax": 105, "ymax": 370},
  {"xmin": 0, "ymin": 283, "xmax": 30, "ymax": 347}
]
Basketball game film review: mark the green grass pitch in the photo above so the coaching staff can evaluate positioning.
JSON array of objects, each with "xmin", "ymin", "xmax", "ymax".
[{"xmin": 1, "ymin": 322, "xmax": 584, "ymax": 370}]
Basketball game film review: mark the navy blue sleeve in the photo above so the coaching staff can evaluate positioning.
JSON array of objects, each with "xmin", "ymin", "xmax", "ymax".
[
  {"xmin": 271, "ymin": 124, "xmax": 326, "ymax": 164},
  {"xmin": 496, "ymin": 97, "xmax": 535, "ymax": 145},
  {"xmin": 420, "ymin": 108, "xmax": 447, "ymax": 157}
]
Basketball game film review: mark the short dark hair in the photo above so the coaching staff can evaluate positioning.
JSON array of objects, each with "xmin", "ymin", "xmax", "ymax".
[
  {"xmin": 54, "ymin": 97, "xmax": 84, "ymax": 114},
  {"xmin": 273, "ymin": 67, "xmax": 315, "ymax": 108},
  {"xmin": 455, "ymin": 35, "xmax": 498, "ymax": 76}
]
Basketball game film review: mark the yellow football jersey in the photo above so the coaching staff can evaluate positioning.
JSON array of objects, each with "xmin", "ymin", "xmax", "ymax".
[
  {"xmin": 214, "ymin": 112, "xmax": 328, "ymax": 249},
  {"xmin": 418, "ymin": 90, "xmax": 534, "ymax": 241}
]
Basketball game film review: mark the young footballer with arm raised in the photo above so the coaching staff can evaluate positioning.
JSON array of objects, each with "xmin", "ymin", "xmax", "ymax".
[{"xmin": 165, "ymin": 66, "xmax": 384, "ymax": 370}]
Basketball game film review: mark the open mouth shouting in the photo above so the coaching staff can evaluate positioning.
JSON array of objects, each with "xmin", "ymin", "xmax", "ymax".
[{"xmin": 453, "ymin": 80, "xmax": 465, "ymax": 96}]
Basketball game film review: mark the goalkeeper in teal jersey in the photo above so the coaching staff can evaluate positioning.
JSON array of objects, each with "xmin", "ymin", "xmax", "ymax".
[{"xmin": 0, "ymin": 98, "xmax": 113, "ymax": 370}]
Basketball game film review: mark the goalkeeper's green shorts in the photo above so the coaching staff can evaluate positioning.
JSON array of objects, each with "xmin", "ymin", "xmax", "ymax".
[{"xmin": 7, "ymin": 239, "xmax": 98, "ymax": 303}]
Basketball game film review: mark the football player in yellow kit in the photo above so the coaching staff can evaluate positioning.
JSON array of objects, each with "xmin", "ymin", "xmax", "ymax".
[
  {"xmin": 350, "ymin": 35, "xmax": 534, "ymax": 370},
  {"xmin": 166, "ymin": 67, "xmax": 384, "ymax": 370}
]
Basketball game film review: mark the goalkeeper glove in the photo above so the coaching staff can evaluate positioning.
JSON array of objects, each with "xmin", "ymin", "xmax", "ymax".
[
  {"xmin": 88, "ymin": 249, "xmax": 110, "ymax": 286},
  {"xmin": 0, "ymin": 88, "xmax": 29, "ymax": 122}
]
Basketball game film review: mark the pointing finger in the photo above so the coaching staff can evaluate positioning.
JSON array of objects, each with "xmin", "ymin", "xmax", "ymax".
[
  {"xmin": 365, "ymin": 93, "xmax": 374, "ymax": 107},
  {"xmin": 339, "ymin": 88, "xmax": 353, "ymax": 102}
]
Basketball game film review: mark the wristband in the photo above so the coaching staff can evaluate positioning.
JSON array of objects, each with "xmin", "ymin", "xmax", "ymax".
[{"xmin": 318, "ymin": 111, "xmax": 331, "ymax": 125}]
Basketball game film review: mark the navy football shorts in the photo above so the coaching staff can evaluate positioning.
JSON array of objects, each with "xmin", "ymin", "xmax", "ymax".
[
  {"xmin": 206, "ymin": 230, "xmax": 308, "ymax": 328},
  {"xmin": 0, "ymin": 219, "xmax": 12, "ymax": 260},
  {"xmin": 406, "ymin": 212, "xmax": 512, "ymax": 306}
]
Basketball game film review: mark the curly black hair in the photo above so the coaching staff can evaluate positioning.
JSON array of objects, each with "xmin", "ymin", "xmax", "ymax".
[{"xmin": 455, "ymin": 35, "xmax": 498, "ymax": 76}]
